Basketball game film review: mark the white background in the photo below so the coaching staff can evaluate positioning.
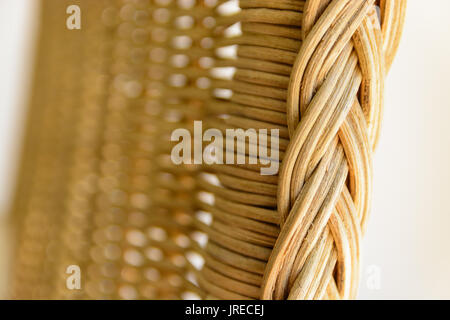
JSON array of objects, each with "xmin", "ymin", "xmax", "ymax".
[{"xmin": 0, "ymin": 0, "xmax": 449, "ymax": 299}]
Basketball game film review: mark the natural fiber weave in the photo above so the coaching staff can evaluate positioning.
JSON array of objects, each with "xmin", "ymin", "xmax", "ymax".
[{"xmin": 9, "ymin": 0, "xmax": 406, "ymax": 300}]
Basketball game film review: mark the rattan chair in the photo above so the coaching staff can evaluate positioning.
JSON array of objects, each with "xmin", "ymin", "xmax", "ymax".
[{"xmin": 9, "ymin": 0, "xmax": 406, "ymax": 300}]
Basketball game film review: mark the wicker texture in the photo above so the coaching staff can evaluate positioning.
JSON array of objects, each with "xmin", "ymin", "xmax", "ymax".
[
  {"xmin": 9, "ymin": 0, "xmax": 406, "ymax": 300},
  {"xmin": 11, "ymin": 0, "xmax": 216, "ymax": 300}
]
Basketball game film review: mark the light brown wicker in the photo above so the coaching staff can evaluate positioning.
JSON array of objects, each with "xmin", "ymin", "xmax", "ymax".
[{"xmin": 9, "ymin": 0, "xmax": 406, "ymax": 300}]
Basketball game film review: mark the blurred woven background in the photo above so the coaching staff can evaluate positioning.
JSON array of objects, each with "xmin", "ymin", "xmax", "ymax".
[{"xmin": 0, "ymin": 0, "xmax": 449, "ymax": 299}]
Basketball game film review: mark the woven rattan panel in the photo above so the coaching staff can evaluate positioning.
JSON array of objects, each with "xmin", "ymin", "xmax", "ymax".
[
  {"xmin": 11, "ymin": 0, "xmax": 217, "ymax": 300},
  {"xmin": 10, "ymin": 0, "xmax": 406, "ymax": 300}
]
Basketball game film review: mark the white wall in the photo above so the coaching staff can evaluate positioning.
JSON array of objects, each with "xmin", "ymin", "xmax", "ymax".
[
  {"xmin": 0, "ymin": 0, "xmax": 449, "ymax": 299},
  {"xmin": 0, "ymin": 0, "xmax": 38, "ymax": 299},
  {"xmin": 0, "ymin": 0, "xmax": 38, "ymax": 213},
  {"xmin": 359, "ymin": 0, "xmax": 450, "ymax": 299}
]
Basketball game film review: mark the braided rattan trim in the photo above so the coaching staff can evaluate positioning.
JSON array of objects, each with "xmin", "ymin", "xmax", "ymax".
[{"xmin": 260, "ymin": 0, "xmax": 406, "ymax": 300}]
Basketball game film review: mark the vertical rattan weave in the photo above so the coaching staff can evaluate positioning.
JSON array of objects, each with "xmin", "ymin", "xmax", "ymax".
[{"xmin": 9, "ymin": 0, "xmax": 406, "ymax": 300}]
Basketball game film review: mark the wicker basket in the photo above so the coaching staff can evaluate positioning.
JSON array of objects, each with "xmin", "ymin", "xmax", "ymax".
[{"xmin": 9, "ymin": 0, "xmax": 406, "ymax": 300}]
